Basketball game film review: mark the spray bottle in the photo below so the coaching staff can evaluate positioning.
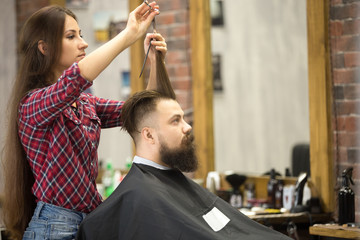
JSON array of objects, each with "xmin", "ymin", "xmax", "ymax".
[{"xmin": 338, "ymin": 167, "xmax": 355, "ymax": 225}]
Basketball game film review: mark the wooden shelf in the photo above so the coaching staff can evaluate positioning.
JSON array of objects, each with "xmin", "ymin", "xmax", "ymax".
[
  {"xmin": 248, "ymin": 212, "xmax": 331, "ymax": 225},
  {"xmin": 310, "ymin": 224, "xmax": 360, "ymax": 239}
]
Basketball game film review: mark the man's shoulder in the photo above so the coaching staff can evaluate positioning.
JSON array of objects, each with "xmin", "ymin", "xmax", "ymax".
[{"xmin": 90, "ymin": 164, "xmax": 160, "ymax": 211}]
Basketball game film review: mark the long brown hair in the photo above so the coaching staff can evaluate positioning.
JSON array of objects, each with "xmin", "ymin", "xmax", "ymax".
[
  {"xmin": 1, "ymin": 5, "xmax": 76, "ymax": 239},
  {"xmin": 154, "ymin": 50, "xmax": 176, "ymax": 100}
]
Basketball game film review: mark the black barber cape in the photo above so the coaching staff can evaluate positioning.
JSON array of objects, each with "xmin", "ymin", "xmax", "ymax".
[{"xmin": 76, "ymin": 163, "xmax": 291, "ymax": 240}]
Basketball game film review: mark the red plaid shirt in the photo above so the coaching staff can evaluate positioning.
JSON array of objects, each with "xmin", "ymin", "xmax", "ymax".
[{"xmin": 18, "ymin": 63, "xmax": 123, "ymax": 213}]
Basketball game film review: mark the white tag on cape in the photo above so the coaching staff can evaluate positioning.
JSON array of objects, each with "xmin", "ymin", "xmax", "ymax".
[{"xmin": 202, "ymin": 207, "xmax": 230, "ymax": 232}]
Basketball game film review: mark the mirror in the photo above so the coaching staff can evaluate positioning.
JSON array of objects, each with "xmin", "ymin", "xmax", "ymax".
[{"xmin": 210, "ymin": 0, "xmax": 309, "ymax": 176}]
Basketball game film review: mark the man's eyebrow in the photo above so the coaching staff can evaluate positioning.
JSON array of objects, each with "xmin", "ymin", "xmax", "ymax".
[{"xmin": 168, "ymin": 113, "xmax": 182, "ymax": 122}]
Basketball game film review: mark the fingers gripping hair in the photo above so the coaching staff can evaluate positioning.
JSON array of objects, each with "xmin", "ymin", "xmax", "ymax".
[{"xmin": 155, "ymin": 50, "xmax": 176, "ymax": 100}]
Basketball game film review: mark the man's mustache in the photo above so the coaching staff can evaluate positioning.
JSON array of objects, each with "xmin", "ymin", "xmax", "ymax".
[{"xmin": 182, "ymin": 132, "xmax": 194, "ymax": 146}]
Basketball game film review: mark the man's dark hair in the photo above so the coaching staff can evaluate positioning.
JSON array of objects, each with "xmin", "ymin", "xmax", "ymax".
[{"xmin": 121, "ymin": 90, "xmax": 171, "ymax": 138}]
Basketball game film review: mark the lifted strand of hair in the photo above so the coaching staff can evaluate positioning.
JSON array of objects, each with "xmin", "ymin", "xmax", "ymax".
[{"xmin": 155, "ymin": 50, "xmax": 176, "ymax": 100}]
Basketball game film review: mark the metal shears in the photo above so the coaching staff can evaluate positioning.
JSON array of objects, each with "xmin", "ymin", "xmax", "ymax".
[{"xmin": 139, "ymin": 0, "xmax": 157, "ymax": 78}]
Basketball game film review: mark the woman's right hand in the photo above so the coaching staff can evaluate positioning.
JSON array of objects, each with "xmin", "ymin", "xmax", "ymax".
[
  {"xmin": 125, "ymin": 1, "xmax": 160, "ymax": 44},
  {"xmin": 78, "ymin": 2, "xmax": 160, "ymax": 82}
]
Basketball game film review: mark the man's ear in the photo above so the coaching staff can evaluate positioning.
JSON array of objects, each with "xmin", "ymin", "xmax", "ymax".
[
  {"xmin": 141, "ymin": 127, "xmax": 155, "ymax": 144},
  {"xmin": 38, "ymin": 40, "xmax": 48, "ymax": 55}
]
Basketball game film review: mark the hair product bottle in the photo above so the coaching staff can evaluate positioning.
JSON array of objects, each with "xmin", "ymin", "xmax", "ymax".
[
  {"xmin": 267, "ymin": 169, "xmax": 278, "ymax": 208},
  {"xmin": 338, "ymin": 167, "xmax": 355, "ymax": 225}
]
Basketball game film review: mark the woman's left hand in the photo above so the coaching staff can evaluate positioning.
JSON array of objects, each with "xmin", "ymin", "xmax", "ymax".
[{"xmin": 144, "ymin": 33, "xmax": 167, "ymax": 63}]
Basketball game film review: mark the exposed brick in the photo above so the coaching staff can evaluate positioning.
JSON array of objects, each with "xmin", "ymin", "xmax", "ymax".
[
  {"xmin": 175, "ymin": 90, "xmax": 192, "ymax": 110},
  {"xmin": 345, "ymin": 116, "xmax": 360, "ymax": 131},
  {"xmin": 337, "ymin": 132, "xmax": 359, "ymax": 147},
  {"xmin": 157, "ymin": 12, "xmax": 176, "ymax": 25},
  {"xmin": 174, "ymin": 64, "xmax": 190, "ymax": 78},
  {"xmin": 171, "ymin": 78, "xmax": 192, "ymax": 90},
  {"xmin": 336, "ymin": 146, "xmax": 349, "ymax": 163},
  {"xmin": 336, "ymin": 116, "xmax": 347, "ymax": 131},
  {"xmin": 332, "ymin": 53, "xmax": 345, "ymax": 69},
  {"xmin": 167, "ymin": 38, "xmax": 189, "ymax": 51},
  {"xmin": 331, "ymin": 5, "xmax": 349, "ymax": 20},
  {"xmin": 335, "ymin": 116, "xmax": 360, "ymax": 137},
  {"xmin": 344, "ymin": 84, "xmax": 360, "ymax": 99},
  {"xmin": 334, "ymin": 85, "xmax": 345, "ymax": 100},
  {"xmin": 353, "ymin": 166, "xmax": 360, "ymax": 181},
  {"xmin": 343, "ymin": 19, "xmax": 360, "ymax": 35},
  {"xmin": 331, "ymin": 0, "xmax": 343, "ymax": 4},
  {"xmin": 155, "ymin": 26, "xmax": 170, "ymax": 39},
  {"xmin": 167, "ymin": 65, "xmax": 177, "ymax": 77},
  {"xmin": 352, "ymin": 2, "xmax": 360, "ymax": 18},
  {"xmin": 174, "ymin": 10, "xmax": 188, "ymax": 23},
  {"xmin": 331, "ymin": 2, "xmax": 360, "ymax": 20},
  {"xmin": 352, "ymin": 166, "xmax": 360, "ymax": 180},
  {"xmin": 344, "ymin": 0, "xmax": 360, "ymax": 4},
  {"xmin": 344, "ymin": 52, "xmax": 360, "ymax": 67},
  {"xmin": 335, "ymin": 100, "xmax": 359, "ymax": 115},
  {"xmin": 169, "ymin": 24, "xmax": 189, "ymax": 39},
  {"xmin": 348, "ymin": 148, "xmax": 360, "ymax": 163},
  {"xmin": 16, "ymin": 0, "xmax": 50, "ymax": 44},
  {"xmin": 23, "ymin": 0, "xmax": 47, "ymax": 15},
  {"xmin": 171, "ymin": 0, "xmax": 189, "ymax": 10},
  {"xmin": 157, "ymin": 0, "xmax": 188, "ymax": 11},
  {"xmin": 332, "ymin": 35, "xmax": 360, "ymax": 52},
  {"xmin": 17, "ymin": 1, "xmax": 30, "ymax": 16},
  {"xmin": 156, "ymin": 0, "xmax": 173, "ymax": 11},
  {"xmin": 330, "ymin": 0, "xmax": 360, "ymax": 221},
  {"xmin": 333, "ymin": 67, "xmax": 360, "ymax": 84},
  {"xmin": 330, "ymin": 21, "xmax": 343, "ymax": 36},
  {"xmin": 166, "ymin": 51, "xmax": 188, "ymax": 65}
]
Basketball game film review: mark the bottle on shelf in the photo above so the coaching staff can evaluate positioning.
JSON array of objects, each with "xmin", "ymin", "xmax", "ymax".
[
  {"xmin": 267, "ymin": 169, "xmax": 278, "ymax": 208},
  {"xmin": 102, "ymin": 162, "xmax": 115, "ymax": 198},
  {"xmin": 338, "ymin": 167, "xmax": 355, "ymax": 225},
  {"xmin": 275, "ymin": 179, "xmax": 284, "ymax": 209}
]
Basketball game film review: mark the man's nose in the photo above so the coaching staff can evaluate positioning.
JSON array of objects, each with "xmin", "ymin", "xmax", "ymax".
[{"xmin": 183, "ymin": 121, "xmax": 192, "ymax": 133}]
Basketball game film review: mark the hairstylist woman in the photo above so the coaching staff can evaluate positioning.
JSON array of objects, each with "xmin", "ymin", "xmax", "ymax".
[{"xmin": 2, "ymin": 2, "xmax": 167, "ymax": 239}]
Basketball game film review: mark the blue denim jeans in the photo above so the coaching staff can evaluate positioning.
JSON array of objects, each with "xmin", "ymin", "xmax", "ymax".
[{"xmin": 22, "ymin": 201, "xmax": 87, "ymax": 240}]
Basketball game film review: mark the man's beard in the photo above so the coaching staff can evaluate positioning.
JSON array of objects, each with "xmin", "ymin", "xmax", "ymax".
[{"xmin": 159, "ymin": 133, "xmax": 198, "ymax": 172}]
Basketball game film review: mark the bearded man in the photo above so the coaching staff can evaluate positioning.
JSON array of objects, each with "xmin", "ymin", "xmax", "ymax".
[{"xmin": 76, "ymin": 90, "xmax": 291, "ymax": 240}]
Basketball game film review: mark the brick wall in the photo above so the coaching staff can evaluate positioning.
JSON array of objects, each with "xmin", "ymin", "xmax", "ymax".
[
  {"xmin": 16, "ymin": 0, "xmax": 49, "ymax": 36},
  {"xmin": 330, "ymin": 0, "xmax": 360, "ymax": 222}
]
